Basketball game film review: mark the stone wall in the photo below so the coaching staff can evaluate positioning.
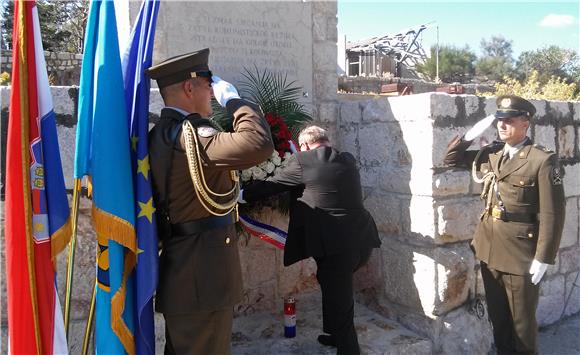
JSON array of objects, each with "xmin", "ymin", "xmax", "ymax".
[
  {"xmin": 334, "ymin": 92, "xmax": 580, "ymax": 353},
  {"xmin": 0, "ymin": 50, "xmax": 82, "ymax": 85}
]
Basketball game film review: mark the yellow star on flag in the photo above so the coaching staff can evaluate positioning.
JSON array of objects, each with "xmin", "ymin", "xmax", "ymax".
[
  {"xmin": 137, "ymin": 155, "xmax": 150, "ymax": 180},
  {"xmin": 131, "ymin": 134, "xmax": 139, "ymax": 152},
  {"xmin": 138, "ymin": 197, "xmax": 156, "ymax": 223}
]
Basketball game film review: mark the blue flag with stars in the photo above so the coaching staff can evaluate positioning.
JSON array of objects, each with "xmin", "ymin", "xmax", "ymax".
[{"xmin": 121, "ymin": 1, "xmax": 160, "ymax": 354}]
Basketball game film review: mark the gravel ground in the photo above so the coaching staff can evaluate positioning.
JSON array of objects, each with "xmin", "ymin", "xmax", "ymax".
[{"xmin": 538, "ymin": 312, "xmax": 580, "ymax": 355}]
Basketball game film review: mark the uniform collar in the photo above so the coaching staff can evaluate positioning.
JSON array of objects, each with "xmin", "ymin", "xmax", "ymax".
[
  {"xmin": 164, "ymin": 106, "xmax": 190, "ymax": 116},
  {"xmin": 503, "ymin": 137, "xmax": 530, "ymax": 159}
]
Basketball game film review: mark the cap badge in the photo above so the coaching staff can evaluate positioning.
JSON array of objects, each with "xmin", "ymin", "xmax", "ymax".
[{"xmin": 500, "ymin": 98, "xmax": 511, "ymax": 108}]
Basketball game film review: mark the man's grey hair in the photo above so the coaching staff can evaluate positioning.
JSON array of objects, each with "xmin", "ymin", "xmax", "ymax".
[{"xmin": 298, "ymin": 125, "xmax": 329, "ymax": 145}]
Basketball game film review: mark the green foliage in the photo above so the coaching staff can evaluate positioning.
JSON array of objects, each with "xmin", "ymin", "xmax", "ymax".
[
  {"xmin": 211, "ymin": 67, "xmax": 312, "ymax": 133},
  {"xmin": 1, "ymin": 0, "xmax": 88, "ymax": 53},
  {"xmin": 480, "ymin": 35, "xmax": 513, "ymax": 58},
  {"xmin": 479, "ymin": 70, "xmax": 579, "ymax": 101},
  {"xmin": 475, "ymin": 56, "xmax": 513, "ymax": 82},
  {"xmin": 416, "ymin": 45, "xmax": 476, "ymax": 83},
  {"xmin": 515, "ymin": 46, "xmax": 579, "ymax": 86},
  {"xmin": 0, "ymin": 71, "xmax": 10, "ymax": 85}
]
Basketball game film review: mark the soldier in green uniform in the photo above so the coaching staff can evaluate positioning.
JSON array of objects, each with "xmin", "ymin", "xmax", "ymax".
[
  {"xmin": 444, "ymin": 95, "xmax": 565, "ymax": 354},
  {"xmin": 145, "ymin": 48, "xmax": 273, "ymax": 355}
]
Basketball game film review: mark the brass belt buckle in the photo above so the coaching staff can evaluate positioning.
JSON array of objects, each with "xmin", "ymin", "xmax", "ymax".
[{"xmin": 491, "ymin": 206, "xmax": 505, "ymax": 220}]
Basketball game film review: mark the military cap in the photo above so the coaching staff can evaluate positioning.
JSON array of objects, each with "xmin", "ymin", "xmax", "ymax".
[
  {"xmin": 145, "ymin": 48, "xmax": 212, "ymax": 88},
  {"xmin": 495, "ymin": 95, "xmax": 536, "ymax": 119}
]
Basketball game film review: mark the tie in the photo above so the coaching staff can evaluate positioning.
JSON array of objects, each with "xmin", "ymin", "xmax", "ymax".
[{"xmin": 499, "ymin": 153, "xmax": 510, "ymax": 172}]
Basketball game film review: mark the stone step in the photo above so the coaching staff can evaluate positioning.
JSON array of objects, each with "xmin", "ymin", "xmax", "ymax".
[{"xmin": 231, "ymin": 292, "xmax": 432, "ymax": 355}]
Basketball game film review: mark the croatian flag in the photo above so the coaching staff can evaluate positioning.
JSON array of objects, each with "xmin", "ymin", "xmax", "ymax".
[{"xmin": 5, "ymin": 1, "xmax": 71, "ymax": 354}]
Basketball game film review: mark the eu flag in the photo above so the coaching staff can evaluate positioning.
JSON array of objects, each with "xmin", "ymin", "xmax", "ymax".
[
  {"xmin": 74, "ymin": 1, "xmax": 136, "ymax": 353},
  {"xmin": 121, "ymin": 1, "xmax": 160, "ymax": 354}
]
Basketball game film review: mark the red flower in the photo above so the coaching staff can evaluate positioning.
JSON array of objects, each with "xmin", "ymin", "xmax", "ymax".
[{"xmin": 264, "ymin": 112, "xmax": 294, "ymax": 157}]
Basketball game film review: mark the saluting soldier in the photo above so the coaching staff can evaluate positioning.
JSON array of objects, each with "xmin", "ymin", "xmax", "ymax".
[
  {"xmin": 146, "ymin": 48, "xmax": 273, "ymax": 355},
  {"xmin": 444, "ymin": 95, "xmax": 565, "ymax": 354}
]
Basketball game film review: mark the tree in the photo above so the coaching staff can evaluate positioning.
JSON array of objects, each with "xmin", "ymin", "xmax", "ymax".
[
  {"xmin": 1, "ymin": 0, "xmax": 88, "ymax": 53},
  {"xmin": 515, "ymin": 46, "xmax": 580, "ymax": 85},
  {"xmin": 416, "ymin": 45, "xmax": 476, "ymax": 83},
  {"xmin": 475, "ymin": 36, "xmax": 514, "ymax": 82},
  {"xmin": 480, "ymin": 35, "xmax": 513, "ymax": 58}
]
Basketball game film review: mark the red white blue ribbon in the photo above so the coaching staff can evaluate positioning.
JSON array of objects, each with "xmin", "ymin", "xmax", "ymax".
[{"xmin": 239, "ymin": 215, "xmax": 287, "ymax": 249}]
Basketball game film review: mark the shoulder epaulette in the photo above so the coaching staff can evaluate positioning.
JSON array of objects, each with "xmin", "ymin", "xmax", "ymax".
[{"xmin": 532, "ymin": 144, "xmax": 554, "ymax": 154}]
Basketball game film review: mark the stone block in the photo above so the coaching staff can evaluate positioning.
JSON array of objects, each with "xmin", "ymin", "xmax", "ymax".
[
  {"xmin": 239, "ymin": 247, "xmax": 277, "ymax": 288},
  {"xmin": 316, "ymin": 101, "xmax": 338, "ymax": 123},
  {"xmin": 364, "ymin": 191, "xmax": 402, "ymax": 235},
  {"xmin": 436, "ymin": 198, "xmax": 481, "ymax": 243},
  {"xmin": 559, "ymin": 246, "xmax": 580, "ymax": 274},
  {"xmin": 398, "ymin": 121, "xmax": 434, "ymax": 168},
  {"xmin": 433, "ymin": 304, "xmax": 493, "ymax": 355},
  {"xmin": 313, "ymin": 71, "xmax": 337, "ymax": 101},
  {"xmin": 149, "ymin": 88, "xmax": 164, "ymax": 116},
  {"xmin": 564, "ymin": 272, "xmax": 580, "ymax": 316},
  {"xmin": 463, "ymin": 94, "xmax": 481, "ymax": 118},
  {"xmin": 359, "ymin": 165, "xmax": 379, "ymax": 189},
  {"xmin": 50, "ymin": 87, "xmax": 76, "ymax": 117},
  {"xmin": 57, "ymin": 126, "xmax": 77, "ymax": 189},
  {"xmin": 563, "ymin": 164, "xmax": 580, "ymax": 197},
  {"xmin": 278, "ymin": 258, "xmax": 318, "ymax": 296},
  {"xmin": 560, "ymin": 198, "xmax": 579, "ymax": 248},
  {"xmin": 381, "ymin": 240, "xmax": 474, "ymax": 317},
  {"xmin": 339, "ymin": 100, "xmax": 362, "ymax": 124},
  {"xmin": 432, "ymin": 170, "xmax": 471, "ymax": 197},
  {"xmin": 534, "ymin": 125, "xmax": 557, "ymax": 152},
  {"xmin": 388, "ymin": 93, "xmax": 432, "ymax": 122},
  {"xmin": 483, "ymin": 96, "xmax": 497, "ymax": 117},
  {"xmin": 359, "ymin": 123, "xmax": 389, "ymax": 167},
  {"xmin": 379, "ymin": 166, "xmax": 412, "ymax": 194},
  {"xmin": 408, "ymin": 195, "xmax": 436, "ymax": 238},
  {"xmin": 1, "ymin": 86, "xmax": 9, "ymax": 110},
  {"xmin": 548, "ymin": 100, "xmax": 572, "ymax": 122},
  {"xmin": 574, "ymin": 101, "xmax": 580, "ymax": 121},
  {"xmin": 558, "ymin": 125, "xmax": 575, "ymax": 158},
  {"xmin": 312, "ymin": 41, "xmax": 336, "ymax": 72},
  {"xmin": 236, "ymin": 283, "xmax": 277, "ymax": 315},
  {"xmin": 361, "ymin": 97, "xmax": 391, "ymax": 122},
  {"xmin": 529, "ymin": 99, "xmax": 547, "ymax": 120},
  {"xmin": 537, "ymin": 275, "xmax": 565, "ymax": 326},
  {"xmin": 432, "ymin": 127, "xmax": 465, "ymax": 169},
  {"xmin": 336, "ymin": 123, "xmax": 358, "ymax": 157},
  {"xmin": 431, "ymin": 92, "xmax": 459, "ymax": 122}
]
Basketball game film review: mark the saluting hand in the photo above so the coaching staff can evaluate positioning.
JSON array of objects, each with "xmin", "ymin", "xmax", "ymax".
[{"xmin": 211, "ymin": 75, "xmax": 241, "ymax": 107}]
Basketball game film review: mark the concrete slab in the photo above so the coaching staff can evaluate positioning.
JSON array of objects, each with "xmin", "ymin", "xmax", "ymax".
[{"xmin": 231, "ymin": 292, "xmax": 432, "ymax": 355}]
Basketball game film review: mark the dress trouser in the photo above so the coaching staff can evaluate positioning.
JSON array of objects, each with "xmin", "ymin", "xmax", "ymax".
[
  {"xmin": 164, "ymin": 309, "xmax": 233, "ymax": 355},
  {"xmin": 315, "ymin": 247, "xmax": 372, "ymax": 355},
  {"xmin": 480, "ymin": 262, "xmax": 540, "ymax": 355}
]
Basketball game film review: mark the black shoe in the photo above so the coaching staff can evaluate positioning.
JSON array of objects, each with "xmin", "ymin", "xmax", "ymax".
[{"xmin": 317, "ymin": 334, "xmax": 337, "ymax": 347}]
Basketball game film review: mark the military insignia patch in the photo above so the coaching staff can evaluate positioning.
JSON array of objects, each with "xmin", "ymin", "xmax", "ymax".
[
  {"xmin": 500, "ymin": 98, "xmax": 511, "ymax": 108},
  {"xmin": 552, "ymin": 167, "xmax": 563, "ymax": 185},
  {"xmin": 197, "ymin": 126, "xmax": 218, "ymax": 138}
]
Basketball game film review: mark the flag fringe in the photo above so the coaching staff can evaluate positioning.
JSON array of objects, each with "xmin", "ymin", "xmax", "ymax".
[
  {"xmin": 50, "ymin": 217, "xmax": 72, "ymax": 261},
  {"xmin": 92, "ymin": 204, "xmax": 137, "ymax": 253}
]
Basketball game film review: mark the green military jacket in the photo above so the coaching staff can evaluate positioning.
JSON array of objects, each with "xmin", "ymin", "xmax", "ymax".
[
  {"xmin": 445, "ymin": 137, "xmax": 566, "ymax": 275},
  {"xmin": 149, "ymin": 99, "xmax": 273, "ymax": 314}
]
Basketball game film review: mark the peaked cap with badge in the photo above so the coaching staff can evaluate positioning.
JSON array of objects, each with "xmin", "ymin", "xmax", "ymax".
[
  {"xmin": 495, "ymin": 94, "xmax": 536, "ymax": 119},
  {"xmin": 145, "ymin": 48, "xmax": 212, "ymax": 88}
]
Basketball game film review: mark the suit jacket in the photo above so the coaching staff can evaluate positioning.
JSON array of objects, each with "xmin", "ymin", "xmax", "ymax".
[
  {"xmin": 243, "ymin": 146, "xmax": 381, "ymax": 266},
  {"xmin": 445, "ymin": 136, "xmax": 565, "ymax": 275},
  {"xmin": 149, "ymin": 99, "xmax": 273, "ymax": 314}
]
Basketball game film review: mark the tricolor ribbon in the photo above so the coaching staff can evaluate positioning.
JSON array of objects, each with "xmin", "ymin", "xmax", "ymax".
[{"xmin": 239, "ymin": 215, "xmax": 287, "ymax": 249}]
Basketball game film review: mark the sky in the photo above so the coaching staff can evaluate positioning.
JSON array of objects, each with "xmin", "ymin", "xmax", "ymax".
[{"xmin": 338, "ymin": 0, "xmax": 580, "ymax": 59}]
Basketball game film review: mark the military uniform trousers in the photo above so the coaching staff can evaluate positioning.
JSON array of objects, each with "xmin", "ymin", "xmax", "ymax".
[
  {"xmin": 481, "ymin": 262, "xmax": 540, "ymax": 355},
  {"xmin": 158, "ymin": 224, "xmax": 243, "ymax": 355},
  {"xmin": 315, "ymin": 247, "xmax": 373, "ymax": 355}
]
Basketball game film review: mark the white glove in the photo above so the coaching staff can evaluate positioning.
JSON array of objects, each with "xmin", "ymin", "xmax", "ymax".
[
  {"xmin": 238, "ymin": 189, "xmax": 246, "ymax": 204},
  {"xmin": 211, "ymin": 75, "xmax": 240, "ymax": 107},
  {"xmin": 529, "ymin": 259, "xmax": 549, "ymax": 285},
  {"xmin": 289, "ymin": 140, "xmax": 298, "ymax": 153},
  {"xmin": 464, "ymin": 114, "xmax": 496, "ymax": 141}
]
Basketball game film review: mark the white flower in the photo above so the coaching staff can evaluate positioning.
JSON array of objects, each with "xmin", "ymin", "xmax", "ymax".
[
  {"xmin": 271, "ymin": 154, "xmax": 282, "ymax": 166},
  {"xmin": 264, "ymin": 161, "xmax": 276, "ymax": 174},
  {"xmin": 251, "ymin": 166, "xmax": 268, "ymax": 180},
  {"xmin": 283, "ymin": 152, "xmax": 292, "ymax": 160},
  {"xmin": 241, "ymin": 169, "xmax": 253, "ymax": 182}
]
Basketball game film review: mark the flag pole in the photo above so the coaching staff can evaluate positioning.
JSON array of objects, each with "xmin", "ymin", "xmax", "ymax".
[
  {"xmin": 82, "ymin": 280, "xmax": 97, "ymax": 355},
  {"xmin": 64, "ymin": 178, "xmax": 82, "ymax": 337}
]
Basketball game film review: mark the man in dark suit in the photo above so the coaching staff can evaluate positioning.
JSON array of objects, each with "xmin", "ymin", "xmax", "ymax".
[
  {"xmin": 242, "ymin": 125, "xmax": 381, "ymax": 355},
  {"xmin": 444, "ymin": 95, "xmax": 565, "ymax": 354},
  {"xmin": 146, "ymin": 49, "xmax": 273, "ymax": 354}
]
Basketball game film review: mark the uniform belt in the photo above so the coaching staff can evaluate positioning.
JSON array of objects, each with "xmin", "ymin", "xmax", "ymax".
[
  {"xmin": 171, "ymin": 211, "xmax": 237, "ymax": 235},
  {"xmin": 501, "ymin": 211, "xmax": 536, "ymax": 223}
]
